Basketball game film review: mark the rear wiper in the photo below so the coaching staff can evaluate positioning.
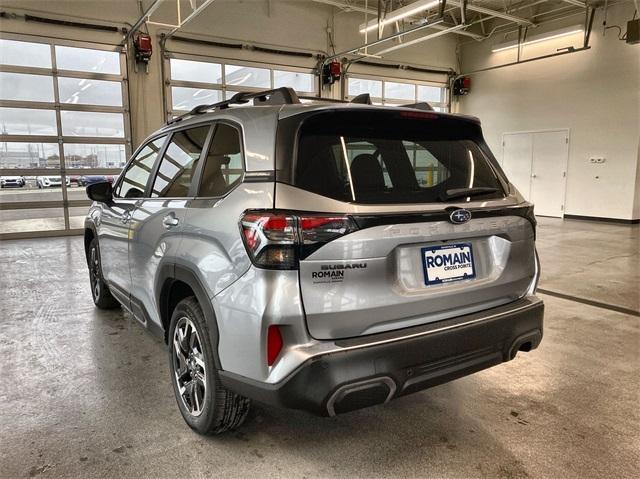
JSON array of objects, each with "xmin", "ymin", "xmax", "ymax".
[{"xmin": 439, "ymin": 187, "xmax": 498, "ymax": 201}]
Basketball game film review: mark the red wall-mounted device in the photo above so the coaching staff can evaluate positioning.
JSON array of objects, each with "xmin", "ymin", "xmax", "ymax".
[
  {"xmin": 134, "ymin": 34, "xmax": 153, "ymax": 63},
  {"xmin": 453, "ymin": 76, "xmax": 471, "ymax": 96},
  {"xmin": 322, "ymin": 61, "xmax": 341, "ymax": 85}
]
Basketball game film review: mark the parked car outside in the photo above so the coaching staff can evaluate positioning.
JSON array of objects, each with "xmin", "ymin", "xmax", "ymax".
[
  {"xmin": 84, "ymin": 88, "xmax": 543, "ymax": 435},
  {"xmin": 78, "ymin": 175, "xmax": 108, "ymax": 187},
  {"xmin": 36, "ymin": 176, "xmax": 71, "ymax": 188},
  {"xmin": 0, "ymin": 176, "xmax": 26, "ymax": 188}
]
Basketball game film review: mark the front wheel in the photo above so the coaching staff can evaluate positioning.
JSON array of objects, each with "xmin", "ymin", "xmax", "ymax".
[
  {"xmin": 87, "ymin": 237, "xmax": 119, "ymax": 309},
  {"xmin": 169, "ymin": 297, "xmax": 250, "ymax": 435}
]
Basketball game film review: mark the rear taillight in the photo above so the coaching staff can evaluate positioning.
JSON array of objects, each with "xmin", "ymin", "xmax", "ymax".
[{"xmin": 240, "ymin": 211, "xmax": 358, "ymax": 269}]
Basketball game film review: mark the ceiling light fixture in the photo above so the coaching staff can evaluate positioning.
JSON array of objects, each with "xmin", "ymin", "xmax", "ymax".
[
  {"xmin": 492, "ymin": 24, "xmax": 584, "ymax": 53},
  {"xmin": 359, "ymin": 0, "xmax": 440, "ymax": 33}
]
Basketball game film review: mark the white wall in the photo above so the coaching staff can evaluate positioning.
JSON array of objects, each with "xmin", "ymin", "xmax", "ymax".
[
  {"xmin": 0, "ymin": 0, "xmax": 457, "ymax": 145},
  {"xmin": 457, "ymin": 3, "xmax": 640, "ymax": 221}
]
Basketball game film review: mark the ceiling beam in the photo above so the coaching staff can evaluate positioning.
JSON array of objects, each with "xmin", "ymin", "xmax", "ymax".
[
  {"xmin": 429, "ymin": 22, "xmax": 485, "ymax": 39},
  {"xmin": 322, "ymin": 18, "xmax": 447, "ymax": 65},
  {"xmin": 165, "ymin": 0, "xmax": 217, "ymax": 38},
  {"xmin": 447, "ymin": 1, "xmax": 534, "ymax": 25},
  {"xmin": 374, "ymin": 24, "xmax": 466, "ymax": 55},
  {"xmin": 125, "ymin": 0, "xmax": 165, "ymax": 43},
  {"xmin": 559, "ymin": 0, "xmax": 587, "ymax": 7},
  {"xmin": 311, "ymin": 0, "xmax": 484, "ymax": 39}
]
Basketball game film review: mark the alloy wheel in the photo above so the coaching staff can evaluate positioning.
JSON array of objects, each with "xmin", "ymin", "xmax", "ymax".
[
  {"xmin": 173, "ymin": 317, "xmax": 207, "ymax": 417},
  {"xmin": 89, "ymin": 247, "xmax": 100, "ymax": 301}
]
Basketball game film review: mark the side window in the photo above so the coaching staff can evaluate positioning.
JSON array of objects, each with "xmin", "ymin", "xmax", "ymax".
[
  {"xmin": 197, "ymin": 123, "xmax": 243, "ymax": 197},
  {"xmin": 116, "ymin": 136, "xmax": 166, "ymax": 198},
  {"xmin": 150, "ymin": 125, "xmax": 210, "ymax": 197}
]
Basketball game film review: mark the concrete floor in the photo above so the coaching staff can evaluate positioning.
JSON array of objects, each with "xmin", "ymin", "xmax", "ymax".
[{"xmin": 0, "ymin": 218, "xmax": 638, "ymax": 479}]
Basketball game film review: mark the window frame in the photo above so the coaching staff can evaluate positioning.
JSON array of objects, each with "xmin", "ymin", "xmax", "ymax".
[
  {"xmin": 113, "ymin": 134, "xmax": 169, "ymax": 200},
  {"xmin": 191, "ymin": 120, "xmax": 246, "ymax": 200},
  {"xmin": 0, "ymin": 32, "xmax": 131, "ymax": 239},
  {"xmin": 345, "ymin": 73, "xmax": 449, "ymax": 112},
  {"xmin": 147, "ymin": 124, "xmax": 215, "ymax": 200},
  {"xmin": 163, "ymin": 52, "xmax": 319, "ymax": 120}
]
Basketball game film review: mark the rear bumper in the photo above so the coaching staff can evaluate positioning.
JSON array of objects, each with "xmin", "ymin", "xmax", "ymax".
[{"xmin": 219, "ymin": 296, "xmax": 544, "ymax": 416}]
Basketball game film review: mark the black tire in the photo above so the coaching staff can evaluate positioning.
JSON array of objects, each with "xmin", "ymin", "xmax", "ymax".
[
  {"xmin": 169, "ymin": 297, "xmax": 250, "ymax": 435},
  {"xmin": 87, "ymin": 237, "xmax": 120, "ymax": 309}
]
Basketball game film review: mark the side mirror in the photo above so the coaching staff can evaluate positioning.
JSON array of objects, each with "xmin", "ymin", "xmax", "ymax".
[{"xmin": 86, "ymin": 181, "xmax": 113, "ymax": 203}]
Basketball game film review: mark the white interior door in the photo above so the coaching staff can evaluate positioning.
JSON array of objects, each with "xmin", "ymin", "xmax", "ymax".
[
  {"xmin": 502, "ymin": 133, "xmax": 533, "ymax": 199},
  {"xmin": 502, "ymin": 130, "xmax": 568, "ymax": 218},
  {"xmin": 530, "ymin": 131, "xmax": 568, "ymax": 218}
]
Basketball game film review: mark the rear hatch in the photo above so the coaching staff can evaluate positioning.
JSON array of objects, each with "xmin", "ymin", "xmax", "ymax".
[{"xmin": 275, "ymin": 108, "xmax": 537, "ymax": 340}]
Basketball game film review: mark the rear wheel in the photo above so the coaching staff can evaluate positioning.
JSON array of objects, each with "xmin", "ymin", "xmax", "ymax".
[
  {"xmin": 169, "ymin": 297, "xmax": 250, "ymax": 435},
  {"xmin": 88, "ymin": 237, "xmax": 119, "ymax": 309}
]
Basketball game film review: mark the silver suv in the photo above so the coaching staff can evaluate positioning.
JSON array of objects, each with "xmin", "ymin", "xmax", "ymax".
[{"xmin": 84, "ymin": 88, "xmax": 543, "ymax": 435}]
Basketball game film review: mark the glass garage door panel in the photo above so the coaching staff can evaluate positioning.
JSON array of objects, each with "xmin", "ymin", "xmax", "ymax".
[
  {"xmin": 171, "ymin": 87, "xmax": 222, "ymax": 111},
  {"xmin": 170, "ymin": 58, "xmax": 222, "ymax": 83},
  {"xmin": 0, "ymin": 72, "xmax": 55, "ymax": 102},
  {"xmin": 225, "ymin": 65, "xmax": 270, "ymax": 88},
  {"xmin": 64, "ymin": 143, "xmax": 126, "ymax": 168},
  {"xmin": 64, "ymin": 144, "xmax": 126, "ymax": 201},
  {"xmin": 68, "ymin": 205, "xmax": 93, "ymax": 230},
  {"xmin": 55, "ymin": 46, "xmax": 120, "ymax": 75},
  {"xmin": 348, "ymin": 78, "xmax": 382, "ymax": 98},
  {"xmin": 417, "ymin": 85, "xmax": 443, "ymax": 103},
  {"xmin": 60, "ymin": 111, "xmax": 125, "ymax": 138},
  {"xmin": 0, "ymin": 142, "xmax": 63, "ymax": 206},
  {"xmin": 384, "ymin": 81, "xmax": 415, "ymax": 101},
  {"xmin": 0, "ymin": 39, "xmax": 52, "ymax": 68},
  {"xmin": 0, "ymin": 108, "xmax": 57, "ymax": 136},
  {"xmin": 0, "ymin": 207, "xmax": 66, "ymax": 234},
  {"xmin": 0, "ymin": 142, "xmax": 60, "ymax": 169},
  {"xmin": 273, "ymin": 70, "xmax": 314, "ymax": 93},
  {"xmin": 58, "ymin": 77, "xmax": 123, "ymax": 107}
]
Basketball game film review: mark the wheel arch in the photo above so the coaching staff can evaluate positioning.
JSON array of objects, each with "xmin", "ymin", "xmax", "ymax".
[
  {"xmin": 84, "ymin": 223, "xmax": 97, "ymax": 265},
  {"xmin": 157, "ymin": 264, "xmax": 222, "ymax": 369}
]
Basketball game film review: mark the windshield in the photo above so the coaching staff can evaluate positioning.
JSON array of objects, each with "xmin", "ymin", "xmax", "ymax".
[{"xmin": 285, "ymin": 110, "xmax": 506, "ymax": 205}]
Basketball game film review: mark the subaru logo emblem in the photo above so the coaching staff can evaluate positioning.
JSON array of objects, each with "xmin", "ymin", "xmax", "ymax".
[{"xmin": 449, "ymin": 209, "xmax": 472, "ymax": 224}]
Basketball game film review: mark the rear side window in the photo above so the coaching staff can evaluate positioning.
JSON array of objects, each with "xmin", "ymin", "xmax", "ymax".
[
  {"xmin": 197, "ymin": 123, "xmax": 243, "ymax": 197},
  {"xmin": 151, "ymin": 125, "xmax": 210, "ymax": 197},
  {"xmin": 116, "ymin": 136, "xmax": 166, "ymax": 198},
  {"xmin": 290, "ymin": 111, "xmax": 505, "ymax": 204}
]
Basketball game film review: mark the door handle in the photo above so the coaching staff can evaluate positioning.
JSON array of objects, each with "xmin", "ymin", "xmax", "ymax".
[{"xmin": 162, "ymin": 214, "xmax": 179, "ymax": 228}]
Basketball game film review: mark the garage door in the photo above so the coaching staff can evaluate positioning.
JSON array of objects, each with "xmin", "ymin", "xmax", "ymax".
[
  {"xmin": 0, "ymin": 34, "xmax": 130, "ymax": 239},
  {"xmin": 164, "ymin": 53, "xmax": 319, "ymax": 119},
  {"xmin": 346, "ymin": 74, "xmax": 449, "ymax": 111}
]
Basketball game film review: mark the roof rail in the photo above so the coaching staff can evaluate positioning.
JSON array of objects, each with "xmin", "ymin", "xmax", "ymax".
[
  {"xmin": 401, "ymin": 102, "xmax": 434, "ymax": 111},
  {"xmin": 167, "ymin": 87, "xmax": 300, "ymax": 125},
  {"xmin": 298, "ymin": 96, "xmax": 348, "ymax": 103}
]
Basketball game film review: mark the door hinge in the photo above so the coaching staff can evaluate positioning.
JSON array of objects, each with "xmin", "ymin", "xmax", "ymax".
[
  {"xmin": 565, "ymin": 137, "xmax": 569, "ymax": 144},
  {"xmin": 563, "ymin": 171, "xmax": 566, "ymax": 177},
  {"xmin": 561, "ymin": 204, "xmax": 564, "ymax": 211}
]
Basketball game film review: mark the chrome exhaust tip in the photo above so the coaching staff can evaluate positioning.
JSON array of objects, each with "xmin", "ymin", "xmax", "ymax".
[{"xmin": 326, "ymin": 377, "xmax": 396, "ymax": 416}]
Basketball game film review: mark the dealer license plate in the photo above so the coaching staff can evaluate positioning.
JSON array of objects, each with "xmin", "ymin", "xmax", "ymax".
[{"xmin": 421, "ymin": 243, "xmax": 475, "ymax": 286}]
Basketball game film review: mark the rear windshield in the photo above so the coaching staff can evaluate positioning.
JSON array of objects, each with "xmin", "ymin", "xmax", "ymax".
[{"xmin": 286, "ymin": 110, "xmax": 505, "ymax": 204}]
